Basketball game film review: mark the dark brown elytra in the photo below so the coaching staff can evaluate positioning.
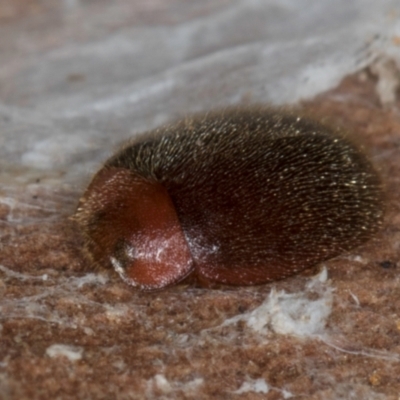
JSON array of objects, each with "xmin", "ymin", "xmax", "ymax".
[{"xmin": 75, "ymin": 107, "xmax": 384, "ymax": 290}]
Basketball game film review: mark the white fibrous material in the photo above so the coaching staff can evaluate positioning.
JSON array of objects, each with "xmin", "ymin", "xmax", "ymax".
[
  {"xmin": 369, "ymin": 56, "xmax": 400, "ymax": 107},
  {"xmin": 234, "ymin": 377, "xmax": 294, "ymax": 398},
  {"xmin": 46, "ymin": 344, "xmax": 83, "ymax": 361},
  {"xmin": 234, "ymin": 378, "xmax": 269, "ymax": 394},
  {"xmin": 146, "ymin": 374, "xmax": 204, "ymax": 397},
  {"xmin": 223, "ymin": 267, "xmax": 332, "ymax": 338}
]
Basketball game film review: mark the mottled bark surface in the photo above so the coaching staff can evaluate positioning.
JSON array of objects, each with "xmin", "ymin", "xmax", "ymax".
[{"xmin": 1, "ymin": 1, "xmax": 400, "ymax": 399}]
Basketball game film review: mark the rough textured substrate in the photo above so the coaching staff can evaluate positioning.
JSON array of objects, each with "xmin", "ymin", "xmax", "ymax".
[{"xmin": 1, "ymin": 70, "xmax": 400, "ymax": 399}]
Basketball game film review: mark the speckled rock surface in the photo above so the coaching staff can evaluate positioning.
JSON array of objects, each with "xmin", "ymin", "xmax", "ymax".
[{"xmin": 1, "ymin": 1, "xmax": 400, "ymax": 399}]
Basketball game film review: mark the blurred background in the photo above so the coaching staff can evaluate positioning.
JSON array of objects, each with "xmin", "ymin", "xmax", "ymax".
[
  {"xmin": 1, "ymin": 0, "xmax": 399, "ymax": 183},
  {"xmin": 1, "ymin": 1, "xmax": 400, "ymax": 399}
]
